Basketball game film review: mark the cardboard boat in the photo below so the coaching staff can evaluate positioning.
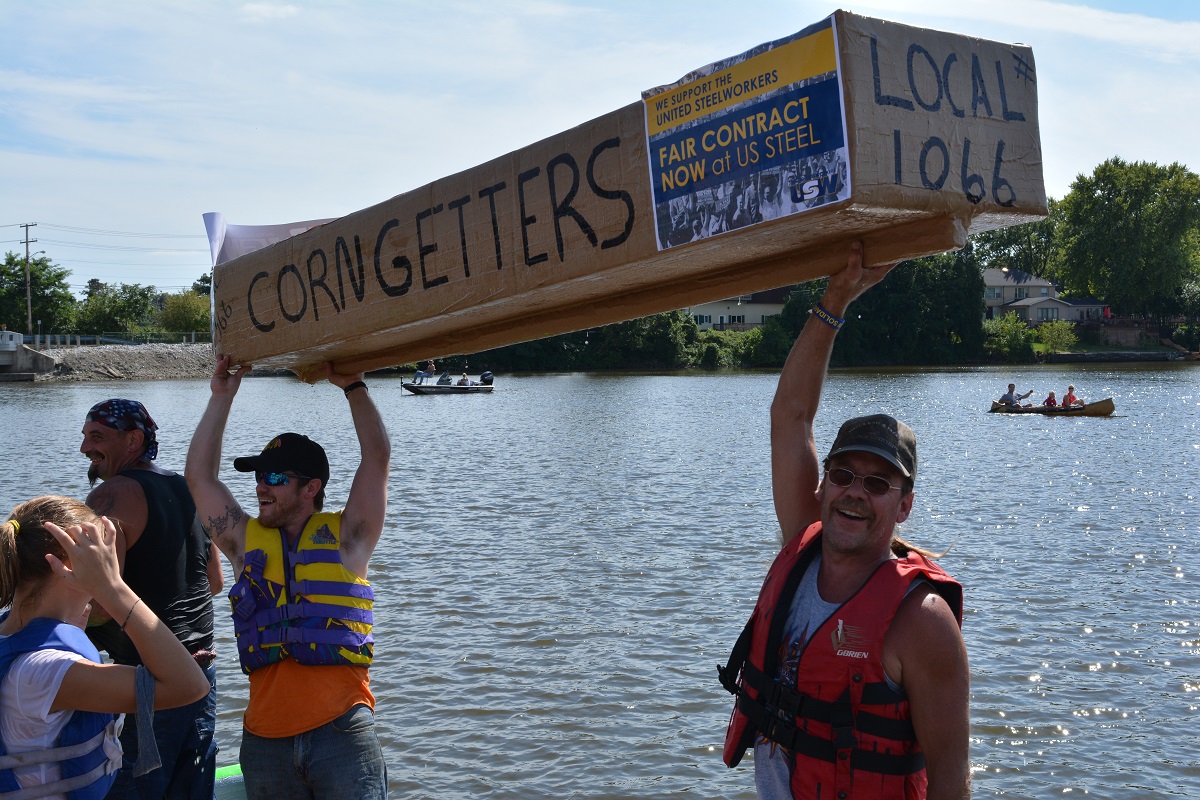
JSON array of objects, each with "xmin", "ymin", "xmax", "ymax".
[{"xmin": 209, "ymin": 10, "xmax": 1046, "ymax": 381}]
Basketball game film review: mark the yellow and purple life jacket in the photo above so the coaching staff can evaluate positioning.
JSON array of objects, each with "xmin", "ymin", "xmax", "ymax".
[{"xmin": 228, "ymin": 512, "xmax": 373, "ymax": 674}]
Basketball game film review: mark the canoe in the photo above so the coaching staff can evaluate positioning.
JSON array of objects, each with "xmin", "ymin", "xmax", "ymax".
[
  {"xmin": 402, "ymin": 382, "xmax": 494, "ymax": 395},
  {"xmin": 988, "ymin": 397, "xmax": 1115, "ymax": 416}
]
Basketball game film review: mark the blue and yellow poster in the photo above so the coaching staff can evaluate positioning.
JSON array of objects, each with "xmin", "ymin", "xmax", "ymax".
[{"xmin": 643, "ymin": 16, "xmax": 850, "ymax": 250}]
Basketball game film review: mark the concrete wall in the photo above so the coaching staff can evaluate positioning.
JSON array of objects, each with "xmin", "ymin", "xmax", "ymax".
[{"xmin": 2, "ymin": 345, "xmax": 57, "ymax": 374}]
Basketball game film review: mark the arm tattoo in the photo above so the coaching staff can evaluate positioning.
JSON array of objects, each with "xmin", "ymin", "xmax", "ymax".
[
  {"xmin": 88, "ymin": 484, "xmax": 118, "ymax": 516},
  {"xmin": 203, "ymin": 504, "xmax": 243, "ymax": 539}
]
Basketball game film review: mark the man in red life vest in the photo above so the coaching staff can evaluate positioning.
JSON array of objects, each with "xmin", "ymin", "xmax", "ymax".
[{"xmin": 719, "ymin": 242, "xmax": 970, "ymax": 800}]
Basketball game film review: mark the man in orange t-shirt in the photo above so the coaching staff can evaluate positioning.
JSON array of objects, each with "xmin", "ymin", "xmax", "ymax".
[{"xmin": 186, "ymin": 356, "xmax": 391, "ymax": 799}]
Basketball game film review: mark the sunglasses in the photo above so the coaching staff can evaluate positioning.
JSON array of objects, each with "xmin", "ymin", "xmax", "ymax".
[
  {"xmin": 254, "ymin": 471, "xmax": 311, "ymax": 486},
  {"xmin": 825, "ymin": 467, "xmax": 902, "ymax": 496}
]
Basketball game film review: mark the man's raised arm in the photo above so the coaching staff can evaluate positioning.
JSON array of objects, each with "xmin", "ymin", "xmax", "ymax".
[
  {"xmin": 771, "ymin": 242, "xmax": 896, "ymax": 545},
  {"xmin": 324, "ymin": 364, "xmax": 391, "ymax": 578},
  {"xmin": 185, "ymin": 354, "xmax": 251, "ymax": 573}
]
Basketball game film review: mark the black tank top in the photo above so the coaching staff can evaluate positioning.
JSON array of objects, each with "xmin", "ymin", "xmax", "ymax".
[{"xmin": 86, "ymin": 469, "xmax": 214, "ymax": 665}]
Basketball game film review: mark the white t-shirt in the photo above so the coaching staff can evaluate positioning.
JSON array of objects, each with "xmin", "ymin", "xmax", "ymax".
[{"xmin": 0, "ymin": 646, "xmax": 85, "ymax": 797}]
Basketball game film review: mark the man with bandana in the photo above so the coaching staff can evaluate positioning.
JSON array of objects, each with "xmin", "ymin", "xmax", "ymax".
[{"xmin": 81, "ymin": 398, "xmax": 223, "ymax": 799}]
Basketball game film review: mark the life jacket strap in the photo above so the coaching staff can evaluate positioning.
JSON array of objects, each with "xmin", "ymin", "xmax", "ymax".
[
  {"xmin": 291, "ymin": 579, "xmax": 374, "ymax": 600},
  {"xmin": 736, "ymin": 692, "xmax": 926, "ymax": 776},
  {"xmin": 0, "ymin": 728, "xmax": 106, "ymax": 770},
  {"xmin": 249, "ymin": 601, "xmax": 373, "ymax": 629},
  {"xmin": 286, "ymin": 549, "xmax": 342, "ymax": 567},
  {"xmin": 0, "ymin": 728, "xmax": 115, "ymax": 800},
  {"xmin": 740, "ymin": 662, "xmax": 918, "ymax": 742},
  {"xmin": 717, "ymin": 620, "xmax": 753, "ymax": 695},
  {"xmin": 256, "ymin": 626, "xmax": 373, "ymax": 647}
]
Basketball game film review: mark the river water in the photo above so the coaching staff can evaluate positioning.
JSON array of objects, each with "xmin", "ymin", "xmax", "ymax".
[{"xmin": 1, "ymin": 363, "xmax": 1197, "ymax": 799}]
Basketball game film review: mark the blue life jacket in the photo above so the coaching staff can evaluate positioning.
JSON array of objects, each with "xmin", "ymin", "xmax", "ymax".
[{"xmin": 0, "ymin": 616, "xmax": 122, "ymax": 800}]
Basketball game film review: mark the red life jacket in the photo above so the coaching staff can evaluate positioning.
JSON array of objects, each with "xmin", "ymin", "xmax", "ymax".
[{"xmin": 718, "ymin": 522, "xmax": 963, "ymax": 799}]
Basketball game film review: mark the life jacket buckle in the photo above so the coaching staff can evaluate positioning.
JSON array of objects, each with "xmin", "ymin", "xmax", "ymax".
[
  {"xmin": 717, "ymin": 663, "xmax": 740, "ymax": 695},
  {"xmin": 832, "ymin": 723, "xmax": 856, "ymax": 750}
]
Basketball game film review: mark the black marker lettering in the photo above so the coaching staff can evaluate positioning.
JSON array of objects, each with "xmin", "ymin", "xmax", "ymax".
[{"xmin": 248, "ymin": 271, "xmax": 274, "ymax": 332}]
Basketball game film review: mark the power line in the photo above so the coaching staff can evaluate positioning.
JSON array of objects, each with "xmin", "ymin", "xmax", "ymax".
[
  {"xmin": 39, "ymin": 239, "xmax": 208, "ymax": 253},
  {"xmin": 40, "ymin": 223, "xmax": 206, "ymax": 239},
  {"xmin": 52, "ymin": 260, "xmax": 211, "ymax": 268}
]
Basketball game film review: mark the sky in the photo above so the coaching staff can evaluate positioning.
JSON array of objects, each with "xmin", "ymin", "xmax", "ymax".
[{"xmin": 1, "ymin": 0, "xmax": 1198, "ymax": 296}]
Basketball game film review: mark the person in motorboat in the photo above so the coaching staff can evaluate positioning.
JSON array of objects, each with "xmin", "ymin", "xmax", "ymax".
[
  {"xmin": 411, "ymin": 360, "xmax": 436, "ymax": 385},
  {"xmin": 1, "ymin": 496, "xmax": 210, "ymax": 799},
  {"xmin": 457, "ymin": 374, "xmax": 473, "ymax": 386}
]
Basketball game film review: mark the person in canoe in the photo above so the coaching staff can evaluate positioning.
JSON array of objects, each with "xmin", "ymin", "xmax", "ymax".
[
  {"xmin": 1043, "ymin": 391, "xmax": 1057, "ymax": 407},
  {"xmin": 1062, "ymin": 385, "xmax": 1082, "ymax": 407},
  {"xmin": 998, "ymin": 383, "xmax": 1033, "ymax": 407}
]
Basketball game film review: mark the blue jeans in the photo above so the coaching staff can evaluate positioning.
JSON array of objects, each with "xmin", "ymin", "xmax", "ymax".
[
  {"xmin": 106, "ymin": 664, "xmax": 218, "ymax": 799},
  {"xmin": 241, "ymin": 704, "xmax": 387, "ymax": 799}
]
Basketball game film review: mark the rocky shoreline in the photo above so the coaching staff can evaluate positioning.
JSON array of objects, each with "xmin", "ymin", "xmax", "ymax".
[
  {"xmin": 42, "ymin": 343, "xmax": 219, "ymax": 381},
  {"xmin": 38, "ymin": 343, "xmax": 410, "ymax": 382}
]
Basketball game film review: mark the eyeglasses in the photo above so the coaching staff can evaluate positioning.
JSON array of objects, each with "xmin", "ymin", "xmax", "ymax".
[
  {"xmin": 255, "ymin": 471, "xmax": 311, "ymax": 486},
  {"xmin": 825, "ymin": 467, "xmax": 903, "ymax": 496}
]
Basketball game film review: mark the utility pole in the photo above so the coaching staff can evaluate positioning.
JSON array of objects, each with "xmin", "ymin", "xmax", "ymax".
[{"xmin": 21, "ymin": 222, "xmax": 38, "ymax": 335}]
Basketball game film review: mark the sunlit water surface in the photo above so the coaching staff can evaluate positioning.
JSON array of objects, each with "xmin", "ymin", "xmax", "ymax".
[{"xmin": 2, "ymin": 362, "xmax": 1197, "ymax": 798}]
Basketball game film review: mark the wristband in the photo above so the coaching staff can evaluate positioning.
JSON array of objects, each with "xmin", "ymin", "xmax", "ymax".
[
  {"xmin": 343, "ymin": 380, "xmax": 367, "ymax": 396},
  {"xmin": 811, "ymin": 302, "xmax": 845, "ymax": 331}
]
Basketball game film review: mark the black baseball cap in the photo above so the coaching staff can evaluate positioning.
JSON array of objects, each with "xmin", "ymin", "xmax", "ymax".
[
  {"xmin": 824, "ymin": 414, "xmax": 917, "ymax": 481},
  {"xmin": 233, "ymin": 433, "xmax": 330, "ymax": 487}
]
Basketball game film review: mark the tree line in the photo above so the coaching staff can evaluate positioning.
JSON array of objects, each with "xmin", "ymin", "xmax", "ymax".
[
  {"xmin": 0, "ymin": 261, "xmax": 212, "ymax": 337},
  {"xmin": 4, "ymin": 157, "xmax": 1198, "ymax": 362}
]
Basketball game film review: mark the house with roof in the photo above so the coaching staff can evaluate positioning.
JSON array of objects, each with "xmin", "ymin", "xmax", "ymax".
[
  {"xmin": 982, "ymin": 268, "xmax": 1106, "ymax": 323},
  {"xmin": 688, "ymin": 287, "xmax": 791, "ymax": 331}
]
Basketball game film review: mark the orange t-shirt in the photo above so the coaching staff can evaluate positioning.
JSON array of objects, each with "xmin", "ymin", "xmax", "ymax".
[{"xmin": 244, "ymin": 659, "xmax": 374, "ymax": 738}]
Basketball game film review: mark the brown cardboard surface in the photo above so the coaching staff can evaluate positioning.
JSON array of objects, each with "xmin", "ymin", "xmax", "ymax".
[{"xmin": 211, "ymin": 10, "xmax": 1045, "ymax": 382}]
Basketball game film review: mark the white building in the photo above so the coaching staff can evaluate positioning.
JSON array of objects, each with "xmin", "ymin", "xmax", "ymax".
[
  {"xmin": 688, "ymin": 287, "xmax": 790, "ymax": 331},
  {"xmin": 982, "ymin": 268, "xmax": 1105, "ymax": 323}
]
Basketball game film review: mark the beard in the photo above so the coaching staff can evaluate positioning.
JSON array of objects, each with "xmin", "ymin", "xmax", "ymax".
[{"xmin": 88, "ymin": 462, "xmax": 100, "ymax": 487}]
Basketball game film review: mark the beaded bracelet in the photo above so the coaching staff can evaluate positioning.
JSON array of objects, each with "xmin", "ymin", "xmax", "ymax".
[
  {"xmin": 120, "ymin": 598, "xmax": 142, "ymax": 631},
  {"xmin": 343, "ymin": 380, "xmax": 367, "ymax": 396},
  {"xmin": 810, "ymin": 302, "xmax": 845, "ymax": 331}
]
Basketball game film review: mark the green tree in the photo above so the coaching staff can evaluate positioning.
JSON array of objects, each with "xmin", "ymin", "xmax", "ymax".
[
  {"xmin": 982, "ymin": 311, "xmax": 1035, "ymax": 363},
  {"xmin": 585, "ymin": 310, "xmax": 697, "ymax": 369},
  {"xmin": 969, "ymin": 203, "xmax": 1059, "ymax": 276},
  {"xmin": 75, "ymin": 282, "xmax": 159, "ymax": 335},
  {"xmin": 1033, "ymin": 319, "xmax": 1078, "ymax": 356},
  {"xmin": 0, "ymin": 252, "xmax": 76, "ymax": 334},
  {"xmin": 1051, "ymin": 158, "xmax": 1200, "ymax": 317},
  {"xmin": 746, "ymin": 250, "xmax": 986, "ymax": 368},
  {"xmin": 159, "ymin": 290, "xmax": 211, "ymax": 332},
  {"xmin": 193, "ymin": 273, "xmax": 212, "ymax": 296}
]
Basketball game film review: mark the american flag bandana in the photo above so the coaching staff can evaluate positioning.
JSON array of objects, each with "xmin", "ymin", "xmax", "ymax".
[{"xmin": 85, "ymin": 399, "xmax": 159, "ymax": 460}]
